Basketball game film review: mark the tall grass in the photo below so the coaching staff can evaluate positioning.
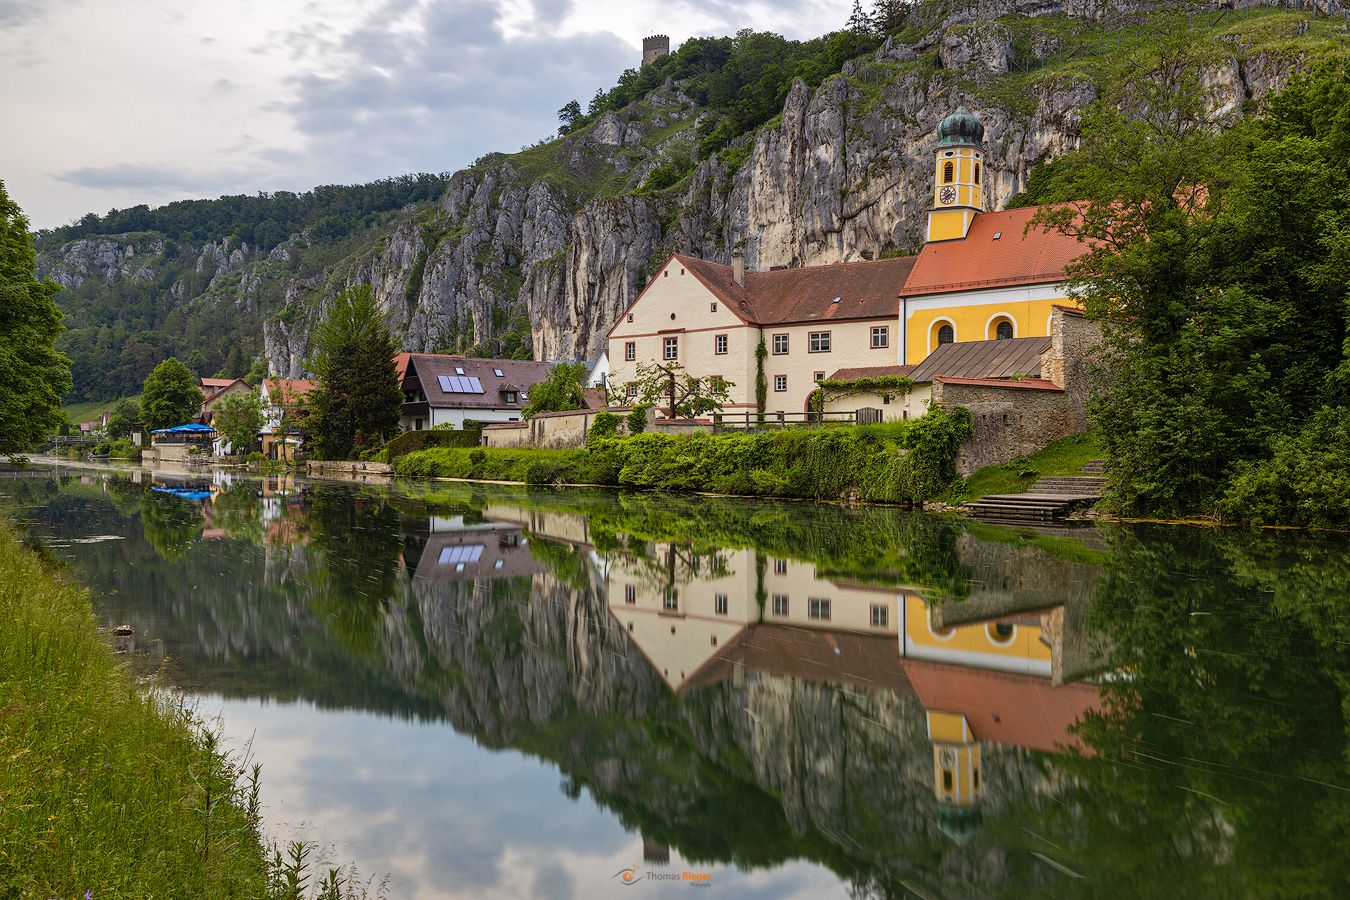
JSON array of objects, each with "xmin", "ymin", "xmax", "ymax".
[{"xmin": 0, "ymin": 523, "xmax": 379, "ymax": 899}]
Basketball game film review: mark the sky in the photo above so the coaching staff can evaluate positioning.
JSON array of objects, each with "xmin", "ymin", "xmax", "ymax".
[{"xmin": 0, "ymin": 0, "xmax": 853, "ymax": 230}]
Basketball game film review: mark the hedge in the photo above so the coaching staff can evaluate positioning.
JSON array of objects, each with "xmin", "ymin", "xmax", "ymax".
[
  {"xmin": 394, "ymin": 408, "xmax": 973, "ymax": 503},
  {"xmin": 383, "ymin": 426, "xmax": 483, "ymax": 461}
]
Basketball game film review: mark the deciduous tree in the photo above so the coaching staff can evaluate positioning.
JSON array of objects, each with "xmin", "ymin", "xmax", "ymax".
[
  {"xmin": 140, "ymin": 357, "xmax": 203, "ymax": 432},
  {"xmin": 212, "ymin": 390, "xmax": 263, "ymax": 456},
  {"xmin": 522, "ymin": 362, "xmax": 589, "ymax": 418},
  {"xmin": 0, "ymin": 180, "xmax": 71, "ymax": 455}
]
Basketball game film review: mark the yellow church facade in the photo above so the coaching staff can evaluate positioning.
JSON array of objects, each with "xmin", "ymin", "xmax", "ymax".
[{"xmin": 900, "ymin": 106, "xmax": 1086, "ymax": 366}]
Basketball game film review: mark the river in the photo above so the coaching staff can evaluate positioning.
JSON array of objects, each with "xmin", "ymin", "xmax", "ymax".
[{"xmin": 2, "ymin": 462, "xmax": 1347, "ymax": 898}]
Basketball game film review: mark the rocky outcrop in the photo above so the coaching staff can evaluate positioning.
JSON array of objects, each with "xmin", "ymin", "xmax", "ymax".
[
  {"xmin": 35, "ymin": 0, "xmax": 1334, "ymax": 381},
  {"xmin": 40, "ymin": 236, "xmax": 163, "ymax": 289}
]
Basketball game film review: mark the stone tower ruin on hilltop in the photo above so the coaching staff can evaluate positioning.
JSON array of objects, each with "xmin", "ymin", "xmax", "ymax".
[{"xmin": 642, "ymin": 34, "xmax": 670, "ymax": 67}]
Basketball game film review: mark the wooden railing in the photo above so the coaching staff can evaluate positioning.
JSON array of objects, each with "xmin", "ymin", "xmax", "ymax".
[{"xmin": 711, "ymin": 408, "xmax": 881, "ymax": 431}]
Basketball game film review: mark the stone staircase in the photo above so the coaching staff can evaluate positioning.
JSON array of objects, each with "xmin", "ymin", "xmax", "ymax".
[{"xmin": 964, "ymin": 471, "xmax": 1107, "ymax": 523}]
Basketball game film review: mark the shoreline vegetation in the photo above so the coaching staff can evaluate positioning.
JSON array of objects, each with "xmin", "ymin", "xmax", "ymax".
[
  {"xmin": 0, "ymin": 521, "xmax": 372, "ymax": 899},
  {"xmin": 393, "ymin": 409, "xmax": 974, "ymax": 505}
]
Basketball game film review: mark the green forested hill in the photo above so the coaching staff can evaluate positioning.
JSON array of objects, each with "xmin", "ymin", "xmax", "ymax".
[{"xmin": 33, "ymin": 1, "xmax": 1350, "ymax": 403}]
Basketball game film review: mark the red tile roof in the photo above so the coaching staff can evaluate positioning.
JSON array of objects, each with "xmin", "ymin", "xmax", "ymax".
[
  {"xmin": 825, "ymin": 365, "xmax": 916, "ymax": 381},
  {"xmin": 200, "ymin": 377, "xmax": 238, "ymax": 390},
  {"xmin": 901, "ymin": 206, "xmax": 1089, "ymax": 297},
  {"xmin": 264, "ymin": 379, "xmax": 317, "ymax": 406},
  {"xmin": 677, "ymin": 253, "xmax": 917, "ymax": 326},
  {"xmin": 902, "ymin": 658, "xmax": 1102, "ymax": 753}
]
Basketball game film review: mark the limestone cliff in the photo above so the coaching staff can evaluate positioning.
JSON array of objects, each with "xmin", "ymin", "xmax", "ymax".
[{"xmin": 36, "ymin": 0, "xmax": 1346, "ymax": 389}]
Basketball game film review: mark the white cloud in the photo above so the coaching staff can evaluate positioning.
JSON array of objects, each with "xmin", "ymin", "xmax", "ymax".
[{"xmin": 0, "ymin": 0, "xmax": 855, "ymax": 229}]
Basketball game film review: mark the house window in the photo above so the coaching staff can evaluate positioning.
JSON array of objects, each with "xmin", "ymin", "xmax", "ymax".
[
  {"xmin": 938, "ymin": 324, "xmax": 954, "ymax": 345},
  {"xmin": 808, "ymin": 331, "xmax": 831, "ymax": 353},
  {"xmin": 714, "ymin": 334, "xmax": 728, "ymax": 355},
  {"xmin": 625, "ymin": 584, "xmax": 636, "ymax": 604},
  {"xmin": 626, "ymin": 384, "xmax": 638, "ymax": 399},
  {"xmin": 772, "ymin": 594, "xmax": 789, "ymax": 616},
  {"xmin": 871, "ymin": 326, "xmax": 889, "ymax": 348},
  {"xmin": 870, "ymin": 604, "xmax": 888, "ymax": 627},
  {"xmin": 663, "ymin": 587, "xmax": 678, "ymax": 611},
  {"xmin": 625, "ymin": 341, "xmax": 636, "ymax": 361},
  {"xmin": 455, "ymin": 366, "xmax": 465, "ymax": 375},
  {"xmin": 773, "ymin": 374, "xmax": 787, "ymax": 392},
  {"xmin": 710, "ymin": 302, "xmax": 718, "ymax": 313},
  {"xmin": 627, "ymin": 313, "xmax": 634, "ymax": 323},
  {"xmin": 774, "ymin": 559, "xmax": 787, "ymax": 575},
  {"xmin": 663, "ymin": 337, "xmax": 678, "ymax": 360},
  {"xmin": 414, "ymin": 418, "xmax": 424, "ymax": 430},
  {"xmin": 995, "ymin": 319, "xmax": 1014, "ymax": 340},
  {"xmin": 943, "ymin": 161, "xmax": 954, "ymax": 184},
  {"xmin": 772, "ymin": 333, "xmax": 789, "ymax": 355},
  {"xmin": 506, "ymin": 391, "xmax": 518, "ymax": 404},
  {"xmin": 814, "ymin": 371, "xmax": 825, "ymax": 382},
  {"xmin": 494, "ymin": 368, "xmax": 504, "ymax": 376},
  {"xmin": 715, "ymin": 594, "xmax": 728, "ymax": 616},
  {"xmin": 809, "ymin": 598, "xmax": 831, "ymax": 621}
]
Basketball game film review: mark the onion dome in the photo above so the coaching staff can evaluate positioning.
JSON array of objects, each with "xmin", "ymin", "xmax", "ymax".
[{"xmin": 938, "ymin": 106, "xmax": 985, "ymax": 147}]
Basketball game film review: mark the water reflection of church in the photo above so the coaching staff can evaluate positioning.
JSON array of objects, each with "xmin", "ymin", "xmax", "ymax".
[{"xmin": 601, "ymin": 541, "xmax": 1104, "ymax": 835}]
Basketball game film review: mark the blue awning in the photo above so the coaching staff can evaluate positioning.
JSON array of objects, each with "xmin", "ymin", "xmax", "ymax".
[{"xmin": 151, "ymin": 423, "xmax": 216, "ymax": 434}]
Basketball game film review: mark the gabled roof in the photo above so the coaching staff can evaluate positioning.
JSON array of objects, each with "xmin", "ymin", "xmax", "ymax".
[
  {"xmin": 263, "ymin": 379, "xmax": 316, "ymax": 406},
  {"xmin": 406, "ymin": 355, "xmax": 555, "ymax": 410},
  {"xmin": 667, "ymin": 253, "xmax": 917, "ymax": 327},
  {"xmin": 901, "ymin": 206, "xmax": 1088, "ymax": 297},
  {"xmin": 200, "ymin": 377, "xmax": 238, "ymax": 391},
  {"xmin": 908, "ymin": 336, "xmax": 1050, "ymax": 384}
]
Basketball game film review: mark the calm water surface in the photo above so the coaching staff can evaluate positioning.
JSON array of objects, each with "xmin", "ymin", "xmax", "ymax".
[{"xmin": 3, "ymin": 462, "xmax": 1348, "ymax": 898}]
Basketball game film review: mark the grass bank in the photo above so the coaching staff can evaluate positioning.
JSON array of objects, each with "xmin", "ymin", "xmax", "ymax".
[
  {"xmin": 954, "ymin": 431, "xmax": 1104, "ymax": 501},
  {"xmin": 395, "ymin": 409, "xmax": 974, "ymax": 505},
  {"xmin": 0, "ymin": 521, "xmax": 318, "ymax": 898}
]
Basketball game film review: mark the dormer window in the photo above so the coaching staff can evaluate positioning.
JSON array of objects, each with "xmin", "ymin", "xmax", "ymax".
[{"xmin": 506, "ymin": 391, "xmax": 518, "ymax": 404}]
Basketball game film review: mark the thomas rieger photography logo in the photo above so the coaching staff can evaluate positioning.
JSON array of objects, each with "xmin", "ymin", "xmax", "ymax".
[{"xmin": 612, "ymin": 863, "xmax": 714, "ymax": 888}]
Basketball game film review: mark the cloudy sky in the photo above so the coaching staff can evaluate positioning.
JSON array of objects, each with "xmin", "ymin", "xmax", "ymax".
[{"xmin": 1, "ymin": 0, "xmax": 853, "ymax": 229}]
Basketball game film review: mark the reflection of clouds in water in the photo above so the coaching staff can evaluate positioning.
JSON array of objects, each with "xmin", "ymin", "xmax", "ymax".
[{"xmin": 206, "ymin": 696, "xmax": 847, "ymax": 899}]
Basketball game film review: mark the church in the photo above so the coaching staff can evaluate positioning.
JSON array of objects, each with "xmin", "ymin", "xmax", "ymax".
[{"xmin": 604, "ymin": 107, "xmax": 1088, "ymax": 419}]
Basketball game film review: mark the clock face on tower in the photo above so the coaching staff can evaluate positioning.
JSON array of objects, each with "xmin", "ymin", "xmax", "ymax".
[{"xmin": 939, "ymin": 186, "xmax": 957, "ymax": 205}]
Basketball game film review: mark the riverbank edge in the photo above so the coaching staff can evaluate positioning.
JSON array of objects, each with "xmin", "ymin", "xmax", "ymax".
[
  {"xmin": 391, "ymin": 414, "xmax": 971, "ymax": 506},
  {"xmin": 0, "ymin": 518, "xmax": 277, "ymax": 897}
]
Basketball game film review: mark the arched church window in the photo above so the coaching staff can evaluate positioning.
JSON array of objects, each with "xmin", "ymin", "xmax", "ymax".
[
  {"xmin": 995, "ymin": 320, "xmax": 1013, "ymax": 340},
  {"xmin": 937, "ymin": 324, "xmax": 954, "ymax": 345},
  {"xmin": 943, "ymin": 161, "xmax": 954, "ymax": 184}
]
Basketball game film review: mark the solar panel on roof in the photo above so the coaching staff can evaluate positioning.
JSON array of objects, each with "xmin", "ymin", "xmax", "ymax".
[
  {"xmin": 438, "ymin": 544, "xmax": 484, "ymax": 565},
  {"xmin": 436, "ymin": 375, "xmax": 485, "ymax": 394}
]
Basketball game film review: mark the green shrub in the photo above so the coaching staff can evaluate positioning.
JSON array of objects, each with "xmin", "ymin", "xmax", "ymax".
[
  {"xmin": 589, "ymin": 412, "xmax": 621, "ymax": 441},
  {"xmin": 395, "ymin": 408, "xmax": 971, "ymax": 504},
  {"xmin": 245, "ymin": 451, "xmax": 265, "ymax": 463},
  {"xmin": 1219, "ymin": 406, "xmax": 1350, "ymax": 528},
  {"xmin": 626, "ymin": 404, "xmax": 650, "ymax": 434},
  {"xmin": 383, "ymin": 427, "xmax": 482, "ymax": 462}
]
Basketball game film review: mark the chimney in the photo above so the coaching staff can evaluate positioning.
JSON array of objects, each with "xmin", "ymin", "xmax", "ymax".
[{"xmin": 732, "ymin": 252, "xmax": 745, "ymax": 287}]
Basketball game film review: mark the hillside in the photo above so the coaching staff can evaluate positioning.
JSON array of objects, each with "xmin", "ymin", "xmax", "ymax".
[{"xmin": 35, "ymin": 0, "xmax": 1350, "ymax": 402}]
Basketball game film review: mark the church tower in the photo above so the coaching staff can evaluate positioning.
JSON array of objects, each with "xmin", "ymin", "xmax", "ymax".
[{"xmin": 926, "ymin": 107, "xmax": 986, "ymax": 243}]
